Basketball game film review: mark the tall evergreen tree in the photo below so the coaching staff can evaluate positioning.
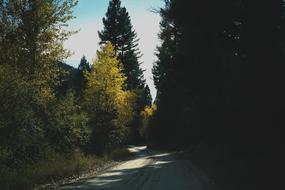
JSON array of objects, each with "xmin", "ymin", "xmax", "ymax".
[
  {"xmin": 98, "ymin": 0, "xmax": 144, "ymax": 90},
  {"xmin": 98, "ymin": 0, "xmax": 153, "ymax": 143},
  {"xmin": 151, "ymin": 0, "xmax": 285, "ymax": 189},
  {"xmin": 152, "ymin": 0, "xmax": 178, "ymax": 101}
]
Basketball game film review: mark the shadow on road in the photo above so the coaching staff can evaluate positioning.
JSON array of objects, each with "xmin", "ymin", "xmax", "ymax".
[{"xmin": 60, "ymin": 146, "xmax": 215, "ymax": 190}]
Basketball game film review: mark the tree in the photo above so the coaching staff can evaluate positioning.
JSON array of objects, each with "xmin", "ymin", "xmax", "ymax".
[
  {"xmin": 150, "ymin": 0, "xmax": 285, "ymax": 189},
  {"xmin": 0, "ymin": 0, "xmax": 78, "ymax": 163},
  {"xmin": 0, "ymin": 65, "xmax": 45, "ymax": 165},
  {"xmin": 0, "ymin": 0, "xmax": 78, "ymax": 104},
  {"xmin": 153, "ymin": 7, "xmax": 175, "ymax": 97},
  {"xmin": 84, "ymin": 42, "xmax": 135, "ymax": 153},
  {"xmin": 98, "ymin": 0, "xmax": 144, "ymax": 90},
  {"xmin": 49, "ymin": 92, "xmax": 90, "ymax": 152},
  {"xmin": 78, "ymin": 56, "xmax": 91, "ymax": 72},
  {"xmin": 141, "ymin": 85, "xmax": 152, "ymax": 107},
  {"xmin": 139, "ymin": 104, "xmax": 157, "ymax": 142},
  {"xmin": 151, "ymin": 0, "xmax": 183, "ymax": 143},
  {"xmin": 74, "ymin": 56, "xmax": 91, "ymax": 96},
  {"xmin": 98, "ymin": 0, "xmax": 152, "ymax": 143}
]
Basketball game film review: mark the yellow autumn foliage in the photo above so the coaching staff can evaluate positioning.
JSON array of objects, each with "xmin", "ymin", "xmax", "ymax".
[
  {"xmin": 139, "ymin": 104, "xmax": 157, "ymax": 139},
  {"xmin": 84, "ymin": 42, "xmax": 136, "ymax": 148}
]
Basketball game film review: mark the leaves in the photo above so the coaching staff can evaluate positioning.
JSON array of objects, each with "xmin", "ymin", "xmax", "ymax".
[
  {"xmin": 84, "ymin": 42, "xmax": 135, "ymax": 152},
  {"xmin": 0, "ymin": 0, "xmax": 80, "ymax": 164},
  {"xmin": 98, "ymin": 0, "xmax": 144, "ymax": 90}
]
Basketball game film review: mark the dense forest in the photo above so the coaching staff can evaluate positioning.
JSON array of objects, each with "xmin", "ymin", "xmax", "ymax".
[
  {"xmin": 150, "ymin": 0, "xmax": 284, "ymax": 189},
  {"xmin": 0, "ymin": 0, "xmax": 151, "ymax": 189},
  {"xmin": 0, "ymin": 0, "xmax": 284, "ymax": 189}
]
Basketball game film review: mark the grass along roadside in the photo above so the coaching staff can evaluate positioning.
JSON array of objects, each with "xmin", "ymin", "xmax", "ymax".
[{"xmin": 0, "ymin": 147, "xmax": 134, "ymax": 190}]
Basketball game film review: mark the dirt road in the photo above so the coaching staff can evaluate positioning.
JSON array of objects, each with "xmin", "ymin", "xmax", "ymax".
[{"xmin": 60, "ymin": 146, "xmax": 218, "ymax": 190}]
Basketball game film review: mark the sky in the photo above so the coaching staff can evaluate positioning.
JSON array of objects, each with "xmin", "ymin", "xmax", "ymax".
[{"xmin": 64, "ymin": 0, "xmax": 164, "ymax": 100}]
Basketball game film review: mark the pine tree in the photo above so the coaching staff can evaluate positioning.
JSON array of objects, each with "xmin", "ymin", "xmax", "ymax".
[
  {"xmin": 98, "ymin": 0, "xmax": 144, "ymax": 90},
  {"xmin": 98, "ymin": 0, "xmax": 152, "ymax": 143},
  {"xmin": 152, "ymin": 0, "xmax": 178, "ymax": 101},
  {"xmin": 142, "ymin": 85, "xmax": 152, "ymax": 107},
  {"xmin": 75, "ymin": 56, "xmax": 91, "ymax": 96},
  {"xmin": 78, "ymin": 56, "xmax": 91, "ymax": 72}
]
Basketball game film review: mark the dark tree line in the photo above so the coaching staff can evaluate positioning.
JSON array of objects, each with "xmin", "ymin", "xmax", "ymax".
[{"xmin": 151, "ymin": 0, "xmax": 284, "ymax": 189}]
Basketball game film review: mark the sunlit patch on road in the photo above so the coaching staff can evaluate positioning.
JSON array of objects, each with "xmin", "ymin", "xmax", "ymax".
[{"xmin": 60, "ymin": 146, "xmax": 216, "ymax": 190}]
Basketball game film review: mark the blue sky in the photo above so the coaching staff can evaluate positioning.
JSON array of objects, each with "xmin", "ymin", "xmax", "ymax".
[{"xmin": 64, "ymin": 0, "xmax": 164, "ymax": 100}]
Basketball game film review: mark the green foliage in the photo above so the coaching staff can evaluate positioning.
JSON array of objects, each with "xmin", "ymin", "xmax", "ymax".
[
  {"xmin": 0, "ymin": 68, "xmax": 90, "ymax": 164},
  {"xmin": 0, "ymin": 0, "xmax": 80, "ymax": 166},
  {"xmin": 73, "ymin": 56, "xmax": 91, "ymax": 96},
  {"xmin": 0, "ymin": 0, "xmax": 78, "ymax": 91},
  {"xmin": 56, "ymin": 61, "xmax": 78, "ymax": 96},
  {"xmin": 0, "ymin": 0, "xmax": 150, "ymax": 188},
  {"xmin": 78, "ymin": 56, "xmax": 91, "ymax": 72},
  {"xmin": 0, "ymin": 150, "xmax": 108, "ymax": 190},
  {"xmin": 152, "ymin": 0, "xmax": 178, "ymax": 100},
  {"xmin": 98, "ymin": 0, "xmax": 144, "ymax": 90},
  {"xmin": 143, "ymin": 85, "xmax": 152, "ymax": 107},
  {"xmin": 0, "ymin": 65, "xmax": 47, "ymax": 165},
  {"xmin": 99, "ymin": 0, "xmax": 153, "ymax": 144},
  {"xmin": 48, "ymin": 92, "xmax": 91, "ymax": 151},
  {"xmin": 84, "ymin": 42, "xmax": 135, "ymax": 152}
]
